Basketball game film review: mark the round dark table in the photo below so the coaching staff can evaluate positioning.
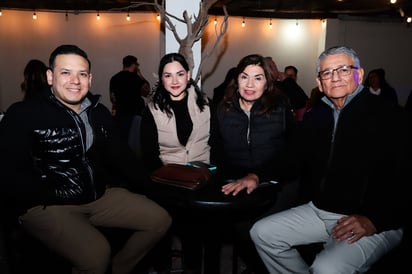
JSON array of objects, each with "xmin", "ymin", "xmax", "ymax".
[
  {"xmin": 146, "ymin": 178, "xmax": 279, "ymax": 274},
  {"xmin": 147, "ymin": 178, "xmax": 278, "ymax": 210}
]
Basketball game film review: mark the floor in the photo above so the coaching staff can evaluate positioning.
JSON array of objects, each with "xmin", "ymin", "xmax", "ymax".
[{"xmin": 147, "ymin": 237, "xmax": 245, "ymax": 274}]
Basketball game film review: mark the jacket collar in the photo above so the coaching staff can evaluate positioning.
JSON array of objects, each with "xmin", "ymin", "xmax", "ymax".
[
  {"xmin": 42, "ymin": 86, "xmax": 101, "ymax": 110},
  {"xmin": 321, "ymin": 84, "xmax": 364, "ymax": 110}
]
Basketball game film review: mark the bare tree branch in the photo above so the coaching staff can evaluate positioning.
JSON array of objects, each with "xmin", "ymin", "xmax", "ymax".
[
  {"xmin": 117, "ymin": 0, "xmax": 228, "ymax": 86},
  {"xmin": 194, "ymin": 5, "xmax": 229, "ymax": 84},
  {"xmin": 174, "ymin": 0, "xmax": 221, "ymax": 78}
]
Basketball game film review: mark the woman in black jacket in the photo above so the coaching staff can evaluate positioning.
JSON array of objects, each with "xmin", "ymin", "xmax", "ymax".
[{"xmin": 210, "ymin": 54, "xmax": 300, "ymax": 274}]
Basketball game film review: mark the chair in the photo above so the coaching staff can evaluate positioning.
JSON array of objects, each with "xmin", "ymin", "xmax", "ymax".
[{"xmin": 128, "ymin": 114, "xmax": 142, "ymax": 159}]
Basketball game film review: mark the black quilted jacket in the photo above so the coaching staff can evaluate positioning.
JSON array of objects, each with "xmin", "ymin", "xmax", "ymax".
[
  {"xmin": 299, "ymin": 88, "xmax": 411, "ymax": 233},
  {"xmin": 0, "ymin": 88, "xmax": 140, "ymax": 216}
]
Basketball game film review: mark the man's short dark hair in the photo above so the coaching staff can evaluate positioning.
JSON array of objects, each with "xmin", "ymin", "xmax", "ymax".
[
  {"xmin": 284, "ymin": 65, "xmax": 298, "ymax": 75},
  {"xmin": 49, "ymin": 44, "xmax": 91, "ymax": 71},
  {"xmin": 123, "ymin": 55, "xmax": 138, "ymax": 67}
]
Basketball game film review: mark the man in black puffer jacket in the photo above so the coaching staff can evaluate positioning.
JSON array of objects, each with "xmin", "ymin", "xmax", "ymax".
[{"xmin": 0, "ymin": 44, "xmax": 171, "ymax": 274}]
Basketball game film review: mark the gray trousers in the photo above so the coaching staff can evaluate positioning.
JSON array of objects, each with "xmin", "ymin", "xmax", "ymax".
[
  {"xmin": 19, "ymin": 187, "xmax": 172, "ymax": 274},
  {"xmin": 250, "ymin": 201, "xmax": 403, "ymax": 274}
]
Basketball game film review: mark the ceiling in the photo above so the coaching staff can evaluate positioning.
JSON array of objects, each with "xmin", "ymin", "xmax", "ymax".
[{"xmin": 1, "ymin": 0, "xmax": 411, "ymax": 21}]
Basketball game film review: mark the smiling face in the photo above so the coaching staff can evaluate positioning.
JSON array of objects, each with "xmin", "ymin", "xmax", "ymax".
[
  {"xmin": 47, "ymin": 53, "xmax": 91, "ymax": 112},
  {"xmin": 316, "ymin": 53, "xmax": 364, "ymax": 109},
  {"xmin": 161, "ymin": 61, "xmax": 190, "ymax": 101},
  {"xmin": 237, "ymin": 64, "xmax": 267, "ymax": 110}
]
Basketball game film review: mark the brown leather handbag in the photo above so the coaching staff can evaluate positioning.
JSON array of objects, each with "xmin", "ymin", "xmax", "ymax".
[{"xmin": 150, "ymin": 163, "xmax": 211, "ymax": 190}]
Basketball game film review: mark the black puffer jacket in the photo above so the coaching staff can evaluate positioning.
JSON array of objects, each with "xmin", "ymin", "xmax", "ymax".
[
  {"xmin": 0, "ymin": 88, "xmax": 140, "ymax": 216},
  {"xmin": 210, "ymin": 95, "xmax": 298, "ymax": 183}
]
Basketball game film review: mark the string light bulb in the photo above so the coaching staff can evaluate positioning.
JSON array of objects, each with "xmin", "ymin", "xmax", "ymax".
[
  {"xmin": 156, "ymin": 13, "xmax": 160, "ymax": 21},
  {"xmin": 0, "ymin": 10, "xmax": 3, "ymax": 16},
  {"xmin": 33, "ymin": 11, "xmax": 37, "ymax": 20},
  {"xmin": 65, "ymin": 10, "xmax": 69, "ymax": 21},
  {"xmin": 407, "ymin": 17, "xmax": 412, "ymax": 23},
  {"xmin": 214, "ymin": 17, "xmax": 217, "ymax": 25},
  {"xmin": 126, "ymin": 12, "xmax": 130, "ymax": 21},
  {"xmin": 96, "ymin": 11, "xmax": 100, "ymax": 20},
  {"xmin": 390, "ymin": 0, "xmax": 397, "ymax": 4},
  {"xmin": 269, "ymin": 18, "xmax": 272, "ymax": 29},
  {"xmin": 241, "ymin": 17, "xmax": 245, "ymax": 28}
]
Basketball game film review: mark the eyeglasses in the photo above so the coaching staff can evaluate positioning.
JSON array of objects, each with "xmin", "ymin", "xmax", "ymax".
[{"xmin": 318, "ymin": 65, "xmax": 359, "ymax": 80}]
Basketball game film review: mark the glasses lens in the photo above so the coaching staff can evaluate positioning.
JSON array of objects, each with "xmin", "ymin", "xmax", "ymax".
[
  {"xmin": 319, "ymin": 65, "xmax": 355, "ymax": 80},
  {"xmin": 320, "ymin": 70, "xmax": 332, "ymax": 80},
  {"xmin": 339, "ymin": 67, "xmax": 351, "ymax": 76}
]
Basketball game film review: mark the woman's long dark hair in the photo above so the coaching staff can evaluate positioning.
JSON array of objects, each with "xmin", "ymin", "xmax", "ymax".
[
  {"xmin": 222, "ymin": 54, "xmax": 286, "ymax": 116},
  {"xmin": 21, "ymin": 59, "xmax": 49, "ymax": 101},
  {"xmin": 151, "ymin": 53, "xmax": 208, "ymax": 117}
]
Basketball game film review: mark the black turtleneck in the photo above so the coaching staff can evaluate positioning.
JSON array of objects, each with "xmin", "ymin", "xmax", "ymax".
[{"xmin": 170, "ymin": 93, "xmax": 193, "ymax": 146}]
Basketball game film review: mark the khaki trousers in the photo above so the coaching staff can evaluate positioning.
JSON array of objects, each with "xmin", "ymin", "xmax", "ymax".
[{"xmin": 19, "ymin": 187, "xmax": 172, "ymax": 274}]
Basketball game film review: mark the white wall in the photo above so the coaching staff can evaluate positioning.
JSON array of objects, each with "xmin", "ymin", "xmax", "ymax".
[
  {"xmin": 1, "ymin": 10, "xmax": 411, "ymax": 112},
  {"xmin": 0, "ymin": 10, "xmax": 161, "ymax": 110},
  {"xmin": 325, "ymin": 18, "xmax": 412, "ymax": 105}
]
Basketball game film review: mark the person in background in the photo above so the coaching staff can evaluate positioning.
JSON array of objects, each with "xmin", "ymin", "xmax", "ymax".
[
  {"xmin": 212, "ymin": 66, "xmax": 236, "ymax": 107},
  {"xmin": 141, "ymin": 52, "xmax": 210, "ymax": 274},
  {"xmin": 284, "ymin": 65, "xmax": 299, "ymax": 81},
  {"xmin": 280, "ymin": 65, "xmax": 309, "ymax": 121},
  {"xmin": 210, "ymin": 54, "xmax": 299, "ymax": 274},
  {"xmin": 109, "ymin": 55, "xmax": 146, "ymax": 140},
  {"xmin": 307, "ymin": 86, "xmax": 324, "ymax": 109},
  {"xmin": 20, "ymin": 59, "xmax": 49, "ymax": 101},
  {"xmin": 364, "ymin": 67, "xmax": 398, "ymax": 105},
  {"xmin": 136, "ymin": 66, "xmax": 151, "ymax": 99},
  {"xmin": 300, "ymin": 86, "xmax": 328, "ymax": 125},
  {"xmin": 265, "ymin": 58, "xmax": 309, "ymax": 122},
  {"xmin": 251, "ymin": 45, "xmax": 410, "ymax": 274},
  {"xmin": 0, "ymin": 44, "xmax": 171, "ymax": 274}
]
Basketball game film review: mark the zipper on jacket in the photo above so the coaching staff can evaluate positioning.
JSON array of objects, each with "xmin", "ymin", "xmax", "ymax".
[
  {"xmin": 65, "ymin": 104, "xmax": 97, "ymax": 200},
  {"xmin": 49, "ymin": 92, "xmax": 99, "ymax": 200}
]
